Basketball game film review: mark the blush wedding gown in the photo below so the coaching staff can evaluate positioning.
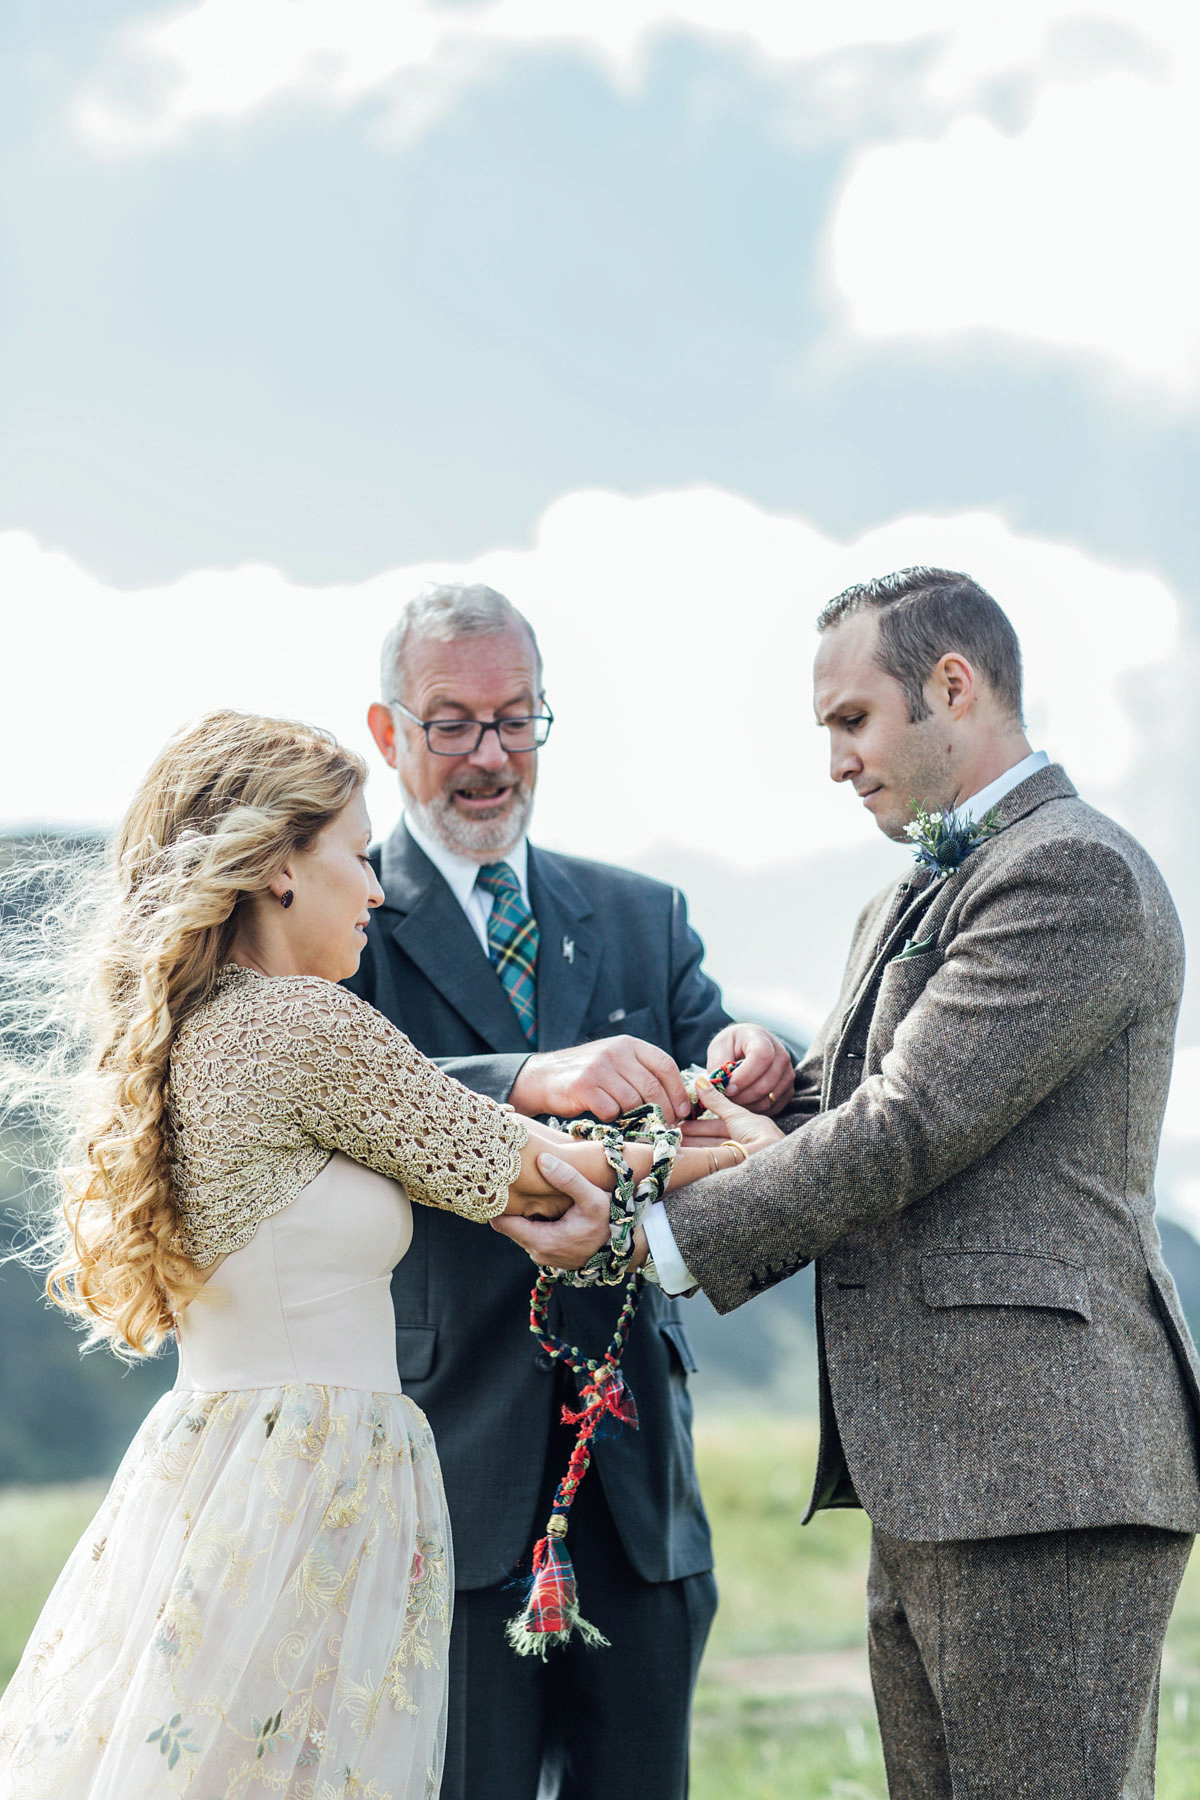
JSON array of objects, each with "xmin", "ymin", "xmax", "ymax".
[{"xmin": 0, "ymin": 966, "xmax": 527, "ymax": 1800}]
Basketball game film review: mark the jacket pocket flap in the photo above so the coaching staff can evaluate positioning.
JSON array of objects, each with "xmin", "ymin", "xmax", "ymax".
[
  {"xmin": 660, "ymin": 1318, "xmax": 699, "ymax": 1373},
  {"xmin": 921, "ymin": 1251, "xmax": 1091, "ymax": 1320},
  {"xmin": 395, "ymin": 1324, "xmax": 438, "ymax": 1381}
]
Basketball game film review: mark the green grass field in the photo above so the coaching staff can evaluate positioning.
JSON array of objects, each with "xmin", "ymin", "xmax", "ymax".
[
  {"xmin": 691, "ymin": 1421, "xmax": 1200, "ymax": 1799},
  {"xmin": 3, "ymin": 1420, "xmax": 1200, "ymax": 1795}
]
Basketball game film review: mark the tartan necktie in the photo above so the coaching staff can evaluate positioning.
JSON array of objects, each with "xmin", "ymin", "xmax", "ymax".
[{"xmin": 476, "ymin": 862, "xmax": 539, "ymax": 1043}]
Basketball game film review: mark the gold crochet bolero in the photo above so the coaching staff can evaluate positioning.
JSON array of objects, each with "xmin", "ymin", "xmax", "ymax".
[{"xmin": 167, "ymin": 964, "xmax": 529, "ymax": 1268}]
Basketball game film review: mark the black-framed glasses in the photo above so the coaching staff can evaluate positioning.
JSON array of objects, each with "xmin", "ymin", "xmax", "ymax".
[{"xmin": 390, "ymin": 699, "xmax": 554, "ymax": 756}]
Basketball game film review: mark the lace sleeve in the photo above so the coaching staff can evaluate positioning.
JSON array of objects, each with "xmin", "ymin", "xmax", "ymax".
[{"xmin": 265, "ymin": 978, "xmax": 527, "ymax": 1223}]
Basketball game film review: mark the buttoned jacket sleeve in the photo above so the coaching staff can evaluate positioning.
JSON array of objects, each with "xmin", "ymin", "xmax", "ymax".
[{"xmin": 664, "ymin": 833, "xmax": 1167, "ymax": 1314}]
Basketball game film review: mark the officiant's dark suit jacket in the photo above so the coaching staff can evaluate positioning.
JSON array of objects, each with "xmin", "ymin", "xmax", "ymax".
[
  {"xmin": 347, "ymin": 821, "xmax": 728, "ymax": 1588},
  {"xmin": 666, "ymin": 763, "xmax": 1200, "ymax": 1539}
]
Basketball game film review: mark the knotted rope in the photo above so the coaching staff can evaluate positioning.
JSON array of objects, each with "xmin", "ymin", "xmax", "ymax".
[{"xmin": 506, "ymin": 1061, "xmax": 739, "ymax": 1657}]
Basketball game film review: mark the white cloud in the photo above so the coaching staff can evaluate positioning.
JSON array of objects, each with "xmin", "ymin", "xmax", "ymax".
[
  {"xmin": 1166, "ymin": 1048, "xmax": 1200, "ymax": 1143},
  {"xmin": 75, "ymin": 0, "xmax": 932, "ymax": 150},
  {"xmin": 0, "ymin": 487, "xmax": 1178, "ymax": 871},
  {"xmin": 828, "ymin": 66, "xmax": 1200, "ymax": 399},
  {"xmin": 1167, "ymin": 1180, "xmax": 1200, "ymax": 1239},
  {"xmin": 77, "ymin": 3, "xmax": 1200, "ymax": 396},
  {"xmin": 74, "ymin": 2, "xmax": 1187, "ymax": 149}
]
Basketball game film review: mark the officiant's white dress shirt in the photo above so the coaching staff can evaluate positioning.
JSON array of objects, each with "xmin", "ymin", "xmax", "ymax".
[
  {"xmin": 401, "ymin": 814, "xmax": 531, "ymax": 954},
  {"xmin": 642, "ymin": 749, "xmax": 1050, "ymax": 1296}
]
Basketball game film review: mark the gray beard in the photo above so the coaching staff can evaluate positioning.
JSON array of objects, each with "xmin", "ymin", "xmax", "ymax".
[{"xmin": 402, "ymin": 780, "xmax": 534, "ymax": 863}]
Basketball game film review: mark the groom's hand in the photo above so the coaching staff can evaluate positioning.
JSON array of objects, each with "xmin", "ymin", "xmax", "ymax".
[
  {"xmin": 705, "ymin": 1023, "xmax": 794, "ymax": 1114},
  {"xmin": 686, "ymin": 1076, "xmax": 785, "ymax": 1156},
  {"xmin": 509, "ymin": 1038, "xmax": 692, "ymax": 1123},
  {"xmin": 491, "ymin": 1155, "xmax": 615, "ymax": 1269}
]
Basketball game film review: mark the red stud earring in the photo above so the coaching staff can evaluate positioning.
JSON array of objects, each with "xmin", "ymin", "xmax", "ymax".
[{"xmin": 280, "ymin": 890, "xmax": 294, "ymax": 909}]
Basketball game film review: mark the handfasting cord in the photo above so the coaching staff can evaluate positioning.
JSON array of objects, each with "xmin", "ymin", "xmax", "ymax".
[{"xmin": 505, "ymin": 1058, "xmax": 740, "ymax": 1658}]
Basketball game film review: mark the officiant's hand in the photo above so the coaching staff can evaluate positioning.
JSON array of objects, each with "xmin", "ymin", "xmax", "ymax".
[
  {"xmin": 509, "ymin": 1037, "xmax": 692, "ymax": 1123},
  {"xmin": 704, "ymin": 1023, "xmax": 794, "ymax": 1114},
  {"xmin": 492, "ymin": 1155, "xmax": 615, "ymax": 1268}
]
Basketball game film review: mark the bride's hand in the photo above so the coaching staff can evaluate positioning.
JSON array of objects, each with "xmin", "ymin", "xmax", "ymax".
[
  {"xmin": 500, "ymin": 1185, "xmax": 572, "ymax": 1221},
  {"xmin": 688, "ymin": 1076, "xmax": 785, "ymax": 1157},
  {"xmin": 501, "ymin": 1123, "xmax": 612, "ymax": 1222}
]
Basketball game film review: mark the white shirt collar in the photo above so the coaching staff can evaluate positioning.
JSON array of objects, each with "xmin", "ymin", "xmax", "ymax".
[
  {"xmin": 951, "ymin": 750, "xmax": 1050, "ymax": 828},
  {"xmin": 401, "ymin": 812, "xmax": 530, "ymax": 911}
]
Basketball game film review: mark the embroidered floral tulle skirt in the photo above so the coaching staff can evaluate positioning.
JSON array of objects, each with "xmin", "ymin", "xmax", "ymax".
[{"xmin": 0, "ymin": 1385, "xmax": 453, "ymax": 1800}]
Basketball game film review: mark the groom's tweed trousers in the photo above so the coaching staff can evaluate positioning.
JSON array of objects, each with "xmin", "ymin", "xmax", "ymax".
[
  {"xmin": 867, "ymin": 1524, "xmax": 1192, "ymax": 1799},
  {"xmin": 663, "ymin": 764, "xmax": 1200, "ymax": 1793}
]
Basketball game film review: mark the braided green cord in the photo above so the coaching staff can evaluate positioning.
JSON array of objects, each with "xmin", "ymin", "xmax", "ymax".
[{"xmin": 541, "ymin": 1101, "xmax": 681, "ymax": 1289}]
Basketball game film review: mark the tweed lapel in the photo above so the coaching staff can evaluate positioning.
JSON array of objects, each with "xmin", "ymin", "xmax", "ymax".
[
  {"xmin": 833, "ymin": 762, "xmax": 1077, "ymax": 1061},
  {"xmin": 526, "ymin": 847, "xmax": 602, "ymax": 1054},
  {"xmin": 379, "ymin": 823, "xmax": 531, "ymax": 1053},
  {"xmin": 835, "ymin": 870, "xmax": 939, "ymax": 1049}
]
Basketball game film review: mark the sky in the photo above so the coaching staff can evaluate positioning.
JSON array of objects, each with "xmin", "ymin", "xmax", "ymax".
[{"xmin": 3, "ymin": 1, "xmax": 1200, "ymax": 1216}]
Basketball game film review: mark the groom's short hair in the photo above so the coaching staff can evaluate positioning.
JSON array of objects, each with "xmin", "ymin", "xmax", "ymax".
[{"xmin": 818, "ymin": 567, "xmax": 1024, "ymax": 726}]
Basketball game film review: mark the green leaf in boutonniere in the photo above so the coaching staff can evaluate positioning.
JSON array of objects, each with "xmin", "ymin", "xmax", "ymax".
[{"xmin": 904, "ymin": 803, "xmax": 1001, "ymax": 879}]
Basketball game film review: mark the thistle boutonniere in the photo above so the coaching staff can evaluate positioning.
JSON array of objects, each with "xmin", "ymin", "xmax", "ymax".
[{"xmin": 904, "ymin": 803, "xmax": 1001, "ymax": 878}]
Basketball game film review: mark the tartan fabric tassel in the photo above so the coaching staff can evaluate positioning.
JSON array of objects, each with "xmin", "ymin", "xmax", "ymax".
[{"xmin": 505, "ymin": 1522, "xmax": 609, "ymax": 1659}]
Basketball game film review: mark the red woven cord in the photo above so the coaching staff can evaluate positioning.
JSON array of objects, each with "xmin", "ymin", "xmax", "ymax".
[{"xmin": 506, "ymin": 1276, "xmax": 643, "ymax": 1656}]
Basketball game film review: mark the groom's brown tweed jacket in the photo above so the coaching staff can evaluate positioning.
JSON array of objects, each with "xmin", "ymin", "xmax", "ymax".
[{"xmin": 666, "ymin": 764, "xmax": 1200, "ymax": 1539}]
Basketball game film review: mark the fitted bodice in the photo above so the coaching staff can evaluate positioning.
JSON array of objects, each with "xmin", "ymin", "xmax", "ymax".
[
  {"xmin": 175, "ymin": 1154, "xmax": 413, "ymax": 1393},
  {"xmin": 167, "ymin": 965, "xmax": 527, "ymax": 1270}
]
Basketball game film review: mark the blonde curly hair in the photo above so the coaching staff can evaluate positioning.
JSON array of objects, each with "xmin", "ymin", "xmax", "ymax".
[{"xmin": 1, "ymin": 710, "xmax": 367, "ymax": 1358}]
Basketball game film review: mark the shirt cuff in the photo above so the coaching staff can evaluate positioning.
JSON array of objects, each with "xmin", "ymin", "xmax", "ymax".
[{"xmin": 642, "ymin": 1201, "xmax": 699, "ymax": 1297}]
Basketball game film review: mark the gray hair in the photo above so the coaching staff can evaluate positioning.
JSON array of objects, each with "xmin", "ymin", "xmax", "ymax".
[{"xmin": 380, "ymin": 583, "xmax": 543, "ymax": 705}]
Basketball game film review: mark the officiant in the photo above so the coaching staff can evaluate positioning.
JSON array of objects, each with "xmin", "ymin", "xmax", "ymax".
[{"xmin": 346, "ymin": 581, "xmax": 794, "ymax": 1800}]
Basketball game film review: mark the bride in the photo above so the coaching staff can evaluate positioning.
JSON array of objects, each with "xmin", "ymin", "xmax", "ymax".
[{"xmin": 0, "ymin": 710, "xmax": 780, "ymax": 1799}]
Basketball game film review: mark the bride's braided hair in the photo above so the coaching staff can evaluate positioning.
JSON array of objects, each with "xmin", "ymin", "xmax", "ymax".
[{"xmin": 1, "ymin": 711, "xmax": 366, "ymax": 1357}]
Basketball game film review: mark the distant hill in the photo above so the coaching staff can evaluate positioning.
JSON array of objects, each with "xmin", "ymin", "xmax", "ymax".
[
  {"xmin": 631, "ymin": 836, "xmax": 907, "ymax": 1041},
  {"xmin": 0, "ymin": 1224, "xmax": 176, "ymax": 1484},
  {"xmin": 0, "ymin": 831, "xmax": 176, "ymax": 1483},
  {"xmin": 3, "ymin": 828, "xmax": 1200, "ymax": 1482}
]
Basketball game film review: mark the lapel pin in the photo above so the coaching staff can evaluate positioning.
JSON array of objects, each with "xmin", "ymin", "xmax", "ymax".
[{"xmin": 562, "ymin": 936, "xmax": 575, "ymax": 964}]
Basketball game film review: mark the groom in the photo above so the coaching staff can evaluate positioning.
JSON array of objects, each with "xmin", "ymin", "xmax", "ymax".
[{"xmin": 507, "ymin": 567, "xmax": 1200, "ymax": 1798}]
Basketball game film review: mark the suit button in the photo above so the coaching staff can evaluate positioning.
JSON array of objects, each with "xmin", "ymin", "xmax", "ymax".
[{"xmin": 535, "ymin": 1353, "xmax": 555, "ymax": 1374}]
